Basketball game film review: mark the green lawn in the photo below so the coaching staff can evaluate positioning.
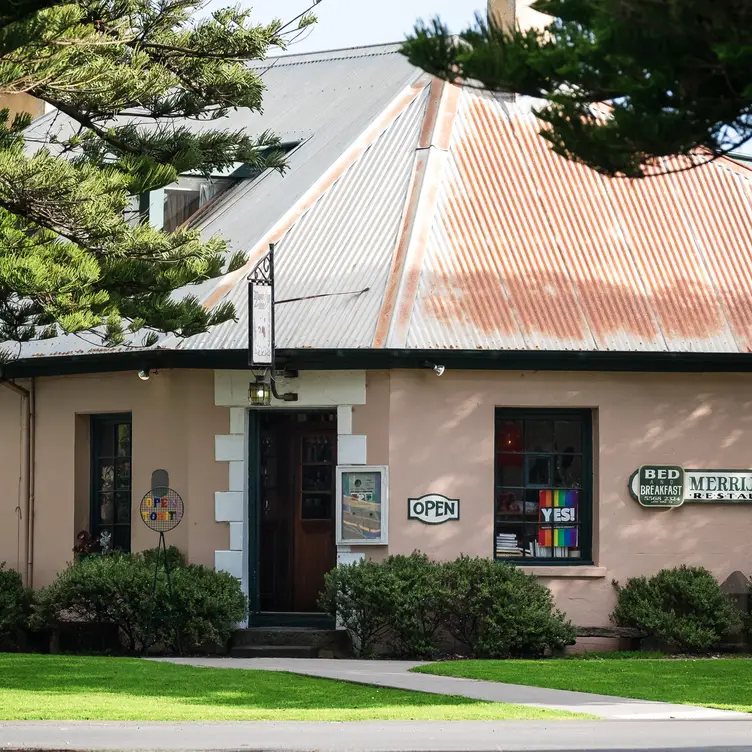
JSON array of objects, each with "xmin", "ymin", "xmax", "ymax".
[
  {"xmin": 0, "ymin": 654, "xmax": 581, "ymax": 721},
  {"xmin": 415, "ymin": 656, "xmax": 752, "ymax": 713}
]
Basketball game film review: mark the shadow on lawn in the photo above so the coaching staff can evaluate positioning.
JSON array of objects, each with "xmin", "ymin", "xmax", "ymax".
[{"xmin": 0, "ymin": 654, "xmax": 470, "ymax": 711}]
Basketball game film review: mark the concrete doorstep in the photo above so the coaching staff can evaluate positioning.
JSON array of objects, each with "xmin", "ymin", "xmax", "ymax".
[{"xmin": 155, "ymin": 657, "xmax": 751, "ymax": 721}]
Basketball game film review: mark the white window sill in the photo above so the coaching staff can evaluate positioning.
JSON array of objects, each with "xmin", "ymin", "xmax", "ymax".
[{"xmin": 524, "ymin": 565, "xmax": 607, "ymax": 579}]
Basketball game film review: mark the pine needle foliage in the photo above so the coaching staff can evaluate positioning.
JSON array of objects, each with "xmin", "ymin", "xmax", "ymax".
[{"xmin": 0, "ymin": 0, "xmax": 318, "ymax": 352}]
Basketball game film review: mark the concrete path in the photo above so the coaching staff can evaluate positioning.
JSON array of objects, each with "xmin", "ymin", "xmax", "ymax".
[
  {"xmin": 3, "ymin": 719, "xmax": 752, "ymax": 751},
  {"xmin": 155, "ymin": 657, "xmax": 750, "ymax": 721}
]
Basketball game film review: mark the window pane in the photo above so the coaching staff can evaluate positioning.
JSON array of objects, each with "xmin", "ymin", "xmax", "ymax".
[
  {"xmin": 524, "ymin": 488, "xmax": 541, "ymax": 519},
  {"xmin": 98, "ymin": 492, "xmax": 114, "ymax": 524},
  {"xmin": 496, "ymin": 490, "xmax": 540, "ymax": 520},
  {"xmin": 554, "ymin": 420, "xmax": 581, "ymax": 452},
  {"xmin": 496, "ymin": 490, "xmax": 524, "ymax": 520},
  {"xmin": 115, "ymin": 491, "xmax": 131, "ymax": 524},
  {"xmin": 302, "ymin": 493, "xmax": 332, "ymax": 520},
  {"xmin": 115, "ymin": 458, "xmax": 131, "ymax": 490},
  {"xmin": 112, "ymin": 526, "xmax": 130, "ymax": 552},
  {"xmin": 526, "ymin": 455, "xmax": 551, "ymax": 486},
  {"xmin": 98, "ymin": 460, "xmax": 115, "ymax": 492},
  {"xmin": 525, "ymin": 420, "xmax": 553, "ymax": 452},
  {"xmin": 496, "ymin": 454, "xmax": 524, "ymax": 486},
  {"xmin": 164, "ymin": 189, "xmax": 200, "ymax": 232},
  {"xmin": 496, "ymin": 420, "xmax": 523, "ymax": 452},
  {"xmin": 96, "ymin": 425, "xmax": 115, "ymax": 458},
  {"xmin": 117, "ymin": 423, "xmax": 131, "ymax": 457},
  {"xmin": 302, "ymin": 465, "xmax": 332, "ymax": 492},
  {"xmin": 302, "ymin": 436, "xmax": 332, "ymax": 463},
  {"xmin": 554, "ymin": 454, "xmax": 582, "ymax": 488}
]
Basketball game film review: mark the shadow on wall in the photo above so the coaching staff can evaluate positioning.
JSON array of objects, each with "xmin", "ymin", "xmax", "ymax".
[{"xmin": 386, "ymin": 369, "xmax": 752, "ymax": 624}]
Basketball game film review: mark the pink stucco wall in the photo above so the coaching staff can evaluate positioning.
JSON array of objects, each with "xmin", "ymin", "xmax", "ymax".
[
  {"xmin": 382, "ymin": 369, "xmax": 752, "ymax": 627},
  {"xmin": 0, "ymin": 370, "xmax": 229, "ymax": 587},
  {"xmin": 3, "ymin": 365, "xmax": 752, "ymax": 632}
]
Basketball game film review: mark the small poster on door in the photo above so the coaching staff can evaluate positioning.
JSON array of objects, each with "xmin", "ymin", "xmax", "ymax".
[{"xmin": 337, "ymin": 466, "xmax": 388, "ymax": 545}]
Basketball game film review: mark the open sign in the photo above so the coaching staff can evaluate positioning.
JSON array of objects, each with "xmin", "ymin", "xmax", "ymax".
[{"xmin": 408, "ymin": 494, "xmax": 460, "ymax": 524}]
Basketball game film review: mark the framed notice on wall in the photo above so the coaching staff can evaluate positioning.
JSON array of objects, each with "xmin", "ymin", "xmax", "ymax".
[{"xmin": 336, "ymin": 465, "xmax": 389, "ymax": 545}]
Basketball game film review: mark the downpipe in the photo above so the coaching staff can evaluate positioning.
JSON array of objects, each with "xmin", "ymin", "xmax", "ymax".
[{"xmin": 0, "ymin": 376, "xmax": 35, "ymax": 587}]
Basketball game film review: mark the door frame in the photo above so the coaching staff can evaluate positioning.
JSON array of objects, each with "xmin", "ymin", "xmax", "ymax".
[{"xmin": 247, "ymin": 408, "xmax": 337, "ymax": 627}]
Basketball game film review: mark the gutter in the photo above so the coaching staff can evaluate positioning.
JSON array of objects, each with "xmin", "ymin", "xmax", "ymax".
[{"xmin": 0, "ymin": 376, "xmax": 35, "ymax": 587}]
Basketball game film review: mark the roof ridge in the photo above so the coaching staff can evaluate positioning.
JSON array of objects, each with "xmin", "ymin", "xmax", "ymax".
[{"xmin": 252, "ymin": 42, "xmax": 404, "ymax": 68}]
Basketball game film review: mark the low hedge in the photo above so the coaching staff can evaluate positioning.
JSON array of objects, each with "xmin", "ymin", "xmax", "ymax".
[
  {"xmin": 0, "ymin": 563, "xmax": 32, "ymax": 650},
  {"xmin": 612, "ymin": 565, "xmax": 741, "ymax": 653},
  {"xmin": 36, "ymin": 551, "xmax": 247, "ymax": 654},
  {"xmin": 319, "ymin": 552, "xmax": 576, "ymax": 658}
]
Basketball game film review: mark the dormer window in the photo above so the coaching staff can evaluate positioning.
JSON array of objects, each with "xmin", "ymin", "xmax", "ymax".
[{"xmin": 163, "ymin": 176, "xmax": 234, "ymax": 232}]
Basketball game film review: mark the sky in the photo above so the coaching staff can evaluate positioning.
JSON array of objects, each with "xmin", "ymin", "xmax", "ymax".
[{"xmin": 205, "ymin": 0, "xmax": 484, "ymax": 54}]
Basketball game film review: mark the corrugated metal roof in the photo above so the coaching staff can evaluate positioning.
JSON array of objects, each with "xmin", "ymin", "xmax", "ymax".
[
  {"xmin": 12, "ymin": 57, "xmax": 752, "ymax": 362},
  {"xmin": 181, "ymin": 86, "xmax": 429, "ymax": 350},
  {"xmin": 189, "ymin": 44, "xmax": 422, "ymax": 257},
  {"xmin": 402, "ymin": 89, "xmax": 752, "ymax": 353}
]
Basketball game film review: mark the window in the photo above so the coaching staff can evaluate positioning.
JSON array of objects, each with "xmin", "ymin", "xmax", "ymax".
[
  {"xmin": 163, "ymin": 176, "xmax": 235, "ymax": 232},
  {"xmin": 495, "ymin": 409, "xmax": 592, "ymax": 563},
  {"xmin": 91, "ymin": 414, "xmax": 132, "ymax": 552}
]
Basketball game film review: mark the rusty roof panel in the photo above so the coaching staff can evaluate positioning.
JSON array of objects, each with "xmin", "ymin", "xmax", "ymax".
[
  {"xmin": 14, "ymin": 58, "xmax": 752, "ymax": 363},
  {"xmin": 670, "ymin": 160, "xmax": 752, "ymax": 353},
  {"xmin": 407, "ymin": 91, "xmax": 597, "ymax": 351},
  {"xmin": 404, "ymin": 88, "xmax": 752, "ymax": 353}
]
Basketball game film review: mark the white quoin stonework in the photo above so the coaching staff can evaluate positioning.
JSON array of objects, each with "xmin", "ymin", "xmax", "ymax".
[{"xmin": 213, "ymin": 370, "xmax": 368, "ymax": 610}]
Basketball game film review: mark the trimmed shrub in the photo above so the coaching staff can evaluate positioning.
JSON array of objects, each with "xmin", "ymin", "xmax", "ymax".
[
  {"xmin": 165, "ymin": 564, "xmax": 247, "ymax": 650},
  {"xmin": 612, "ymin": 565, "xmax": 741, "ymax": 653},
  {"xmin": 441, "ymin": 556, "xmax": 576, "ymax": 658},
  {"xmin": 37, "ymin": 553, "xmax": 247, "ymax": 654},
  {"xmin": 36, "ymin": 554, "xmax": 155, "ymax": 653},
  {"xmin": 0, "ymin": 563, "xmax": 32, "ymax": 649},
  {"xmin": 320, "ymin": 553, "xmax": 576, "ymax": 659},
  {"xmin": 381, "ymin": 553, "xmax": 446, "ymax": 658},
  {"xmin": 139, "ymin": 546, "xmax": 187, "ymax": 572},
  {"xmin": 319, "ymin": 559, "xmax": 391, "ymax": 657}
]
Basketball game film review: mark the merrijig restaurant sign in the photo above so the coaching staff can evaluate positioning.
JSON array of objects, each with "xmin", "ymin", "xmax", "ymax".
[{"xmin": 629, "ymin": 465, "xmax": 752, "ymax": 508}]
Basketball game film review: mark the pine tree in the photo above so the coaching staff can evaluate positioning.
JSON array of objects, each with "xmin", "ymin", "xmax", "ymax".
[
  {"xmin": 402, "ymin": 0, "xmax": 752, "ymax": 177},
  {"xmin": 0, "ymin": 0, "xmax": 317, "ymax": 355}
]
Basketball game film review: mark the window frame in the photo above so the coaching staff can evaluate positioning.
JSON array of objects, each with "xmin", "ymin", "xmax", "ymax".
[
  {"xmin": 494, "ymin": 408, "xmax": 593, "ymax": 565},
  {"xmin": 89, "ymin": 413, "xmax": 133, "ymax": 553}
]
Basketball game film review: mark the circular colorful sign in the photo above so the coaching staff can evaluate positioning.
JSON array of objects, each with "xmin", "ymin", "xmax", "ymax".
[{"xmin": 139, "ymin": 487, "xmax": 184, "ymax": 532}]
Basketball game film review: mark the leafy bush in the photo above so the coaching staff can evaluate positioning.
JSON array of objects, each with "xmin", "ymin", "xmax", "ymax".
[
  {"xmin": 37, "ymin": 553, "xmax": 247, "ymax": 654},
  {"xmin": 442, "ymin": 556, "xmax": 576, "ymax": 658},
  {"xmin": 320, "ymin": 553, "xmax": 575, "ymax": 659},
  {"xmin": 381, "ymin": 553, "xmax": 447, "ymax": 658},
  {"xmin": 0, "ymin": 563, "xmax": 32, "ymax": 649},
  {"xmin": 319, "ymin": 559, "xmax": 391, "ymax": 657},
  {"xmin": 166, "ymin": 564, "xmax": 247, "ymax": 650},
  {"xmin": 139, "ymin": 546, "xmax": 187, "ymax": 572},
  {"xmin": 36, "ymin": 554, "xmax": 154, "ymax": 653},
  {"xmin": 612, "ymin": 565, "xmax": 741, "ymax": 653}
]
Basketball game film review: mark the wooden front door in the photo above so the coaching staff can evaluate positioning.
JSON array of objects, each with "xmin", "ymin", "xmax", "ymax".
[{"xmin": 258, "ymin": 412, "xmax": 336, "ymax": 613}]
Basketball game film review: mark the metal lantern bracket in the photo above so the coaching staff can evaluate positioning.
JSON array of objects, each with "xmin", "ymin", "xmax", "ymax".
[{"xmin": 247, "ymin": 242, "xmax": 369, "ymax": 403}]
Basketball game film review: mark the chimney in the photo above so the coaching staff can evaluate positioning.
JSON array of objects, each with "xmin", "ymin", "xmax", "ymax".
[{"xmin": 488, "ymin": 0, "xmax": 550, "ymax": 32}]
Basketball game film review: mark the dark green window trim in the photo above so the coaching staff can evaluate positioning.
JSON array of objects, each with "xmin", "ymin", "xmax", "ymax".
[
  {"xmin": 494, "ymin": 408, "xmax": 593, "ymax": 565},
  {"xmin": 90, "ymin": 413, "xmax": 133, "ymax": 553}
]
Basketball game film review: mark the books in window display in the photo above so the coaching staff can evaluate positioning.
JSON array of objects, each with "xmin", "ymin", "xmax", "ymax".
[
  {"xmin": 495, "ymin": 533, "xmax": 535, "ymax": 558},
  {"xmin": 532, "ymin": 540, "xmax": 581, "ymax": 558}
]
